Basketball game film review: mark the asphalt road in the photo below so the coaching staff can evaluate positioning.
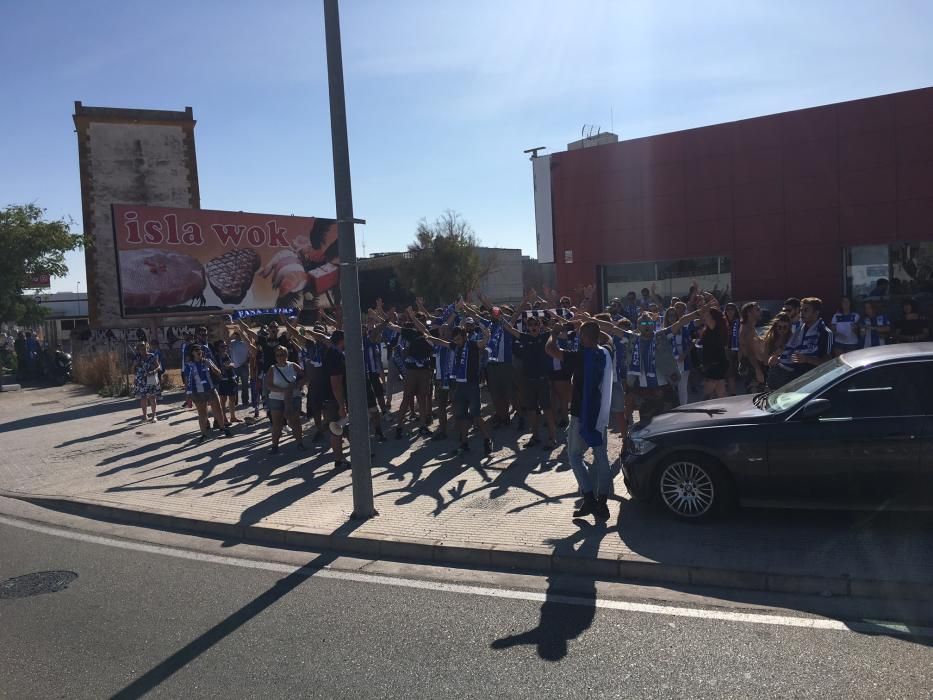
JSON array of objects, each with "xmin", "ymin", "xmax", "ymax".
[{"xmin": 1, "ymin": 518, "xmax": 931, "ymax": 700}]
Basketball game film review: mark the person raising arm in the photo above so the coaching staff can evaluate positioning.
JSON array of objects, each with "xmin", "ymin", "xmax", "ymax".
[{"xmin": 500, "ymin": 308, "xmax": 559, "ymax": 450}]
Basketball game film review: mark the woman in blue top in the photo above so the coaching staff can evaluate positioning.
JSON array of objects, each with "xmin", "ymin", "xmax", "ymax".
[
  {"xmin": 213, "ymin": 340, "xmax": 240, "ymax": 425},
  {"xmin": 186, "ymin": 345, "xmax": 231, "ymax": 442},
  {"xmin": 132, "ymin": 341, "xmax": 162, "ymax": 422},
  {"xmin": 859, "ymin": 301, "xmax": 890, "ymax": 348}
]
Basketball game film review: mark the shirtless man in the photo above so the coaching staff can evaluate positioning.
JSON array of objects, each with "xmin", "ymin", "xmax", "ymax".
[{"xmin": 738, "ymin": 302, "xmax": 766, "ymax": 391}]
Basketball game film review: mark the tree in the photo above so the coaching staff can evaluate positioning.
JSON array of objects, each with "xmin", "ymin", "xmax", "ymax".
[
  {"xmin": 397, "ymin": 210, "xmax": 493, "ymax": 307},
  {"xmin": 0, "ymin": 204, "xmax": 84, "ymax": 324}
]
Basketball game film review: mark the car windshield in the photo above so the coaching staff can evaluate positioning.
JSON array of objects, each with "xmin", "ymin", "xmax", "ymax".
[{"xmin": 765, "ymin": 357, "xmax": 853, "ymax": 412}]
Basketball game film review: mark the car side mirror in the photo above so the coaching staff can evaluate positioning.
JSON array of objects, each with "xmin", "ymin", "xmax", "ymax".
[{"xmin": 798, "ymin": 398, "xmax": 831, "ymax": 419}]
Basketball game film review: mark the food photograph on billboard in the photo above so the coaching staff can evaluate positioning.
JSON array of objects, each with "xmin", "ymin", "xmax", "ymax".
[{"xmin": 110, "ymin": 204, "xmax": 339, "ymax": 317}]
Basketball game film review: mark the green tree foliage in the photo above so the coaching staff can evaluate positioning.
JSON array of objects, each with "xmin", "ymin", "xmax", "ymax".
[
  {"xmin": 397, "ymin": 211, "xmax": 492, "ymax": 307},
  {"xmin": 0, "ymin": 204, "xmax": 84, "ymax": 323}
]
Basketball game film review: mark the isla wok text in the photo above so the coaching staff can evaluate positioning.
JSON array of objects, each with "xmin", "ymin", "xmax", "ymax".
[{"xmin": 121, "ymin": 211, "xmax": 292, "ymax": 248}]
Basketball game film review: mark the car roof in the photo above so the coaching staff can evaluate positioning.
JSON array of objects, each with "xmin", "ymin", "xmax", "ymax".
[{"xmin": 842, "ymin": 342, "xmax": 933, "ymax": 368}]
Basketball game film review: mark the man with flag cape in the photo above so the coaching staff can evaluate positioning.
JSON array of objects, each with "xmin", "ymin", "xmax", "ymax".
[{"xmin": 545, "ymin": 320, "xmax": 614, "ymax": 520}]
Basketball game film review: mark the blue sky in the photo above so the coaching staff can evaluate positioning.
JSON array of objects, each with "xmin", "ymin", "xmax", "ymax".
[{"xmin": 2, "ymin": 0, "xmax": 932, "ymax": 293}]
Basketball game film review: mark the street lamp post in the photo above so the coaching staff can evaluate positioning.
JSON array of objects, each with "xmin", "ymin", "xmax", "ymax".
[{"xmin": 323, "ymin": 0, "xmax": 376, "ymax": 519}]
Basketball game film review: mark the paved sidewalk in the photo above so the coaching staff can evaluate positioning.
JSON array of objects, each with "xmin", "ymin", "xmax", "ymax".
[{"xmin": 2, "ymin": 384, "xmax": 932, "ymax": 598}]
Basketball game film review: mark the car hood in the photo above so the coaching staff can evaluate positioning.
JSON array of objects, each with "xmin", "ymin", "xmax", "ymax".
[{"xmin": 633, "ymin": 395, "xmax": 770, "ymax": 438}]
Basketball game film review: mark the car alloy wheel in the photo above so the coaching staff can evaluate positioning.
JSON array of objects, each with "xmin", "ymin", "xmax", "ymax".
[{"xmin": 659, "ymin": 460, "xmax": 715, "ymax": 518}]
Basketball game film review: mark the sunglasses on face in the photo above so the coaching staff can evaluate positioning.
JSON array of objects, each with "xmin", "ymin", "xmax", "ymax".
[
  {"xmin": 192, "ymin": 349, "xmax": 202, "ymax": 355},
  {"xmin": 639, "ymin": 321, "xmax": 654, "ymax": 327}
]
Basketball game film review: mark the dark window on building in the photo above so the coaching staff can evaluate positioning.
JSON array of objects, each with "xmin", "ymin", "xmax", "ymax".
[
  {"xmin": 603, "ymin": 256, "xmax": 730, "ymax": 303},
  {"xmin": 846, "ymin": 242, "xmax": 933, "ymax": 302},
  {"xmin": 60, "ymin": 320, "xmax": 75, "ymax": 331}
]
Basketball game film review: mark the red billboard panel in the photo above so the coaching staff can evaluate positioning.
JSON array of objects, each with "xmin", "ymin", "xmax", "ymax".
[
  {"xmin": 27, "ymin": 273, "xmax": 51, "ymax": 288},
  {"xmin": 111, "ymin": 205, "xmax": 339, "ymax": 317}
]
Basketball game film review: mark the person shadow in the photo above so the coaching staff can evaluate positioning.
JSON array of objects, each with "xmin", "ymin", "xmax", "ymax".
[
  {"xmin": 490, "ymin": 518, "xmax": 610, "ymax": 661},
  {"xmin": 109, "ymin": 516, "xmax": 364, "ymax": 699}
]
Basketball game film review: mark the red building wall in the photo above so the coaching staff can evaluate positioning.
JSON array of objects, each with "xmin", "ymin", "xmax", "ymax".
[{"xmin": 550, "ymin": 87, "xmax": 933, "ymax": 306}]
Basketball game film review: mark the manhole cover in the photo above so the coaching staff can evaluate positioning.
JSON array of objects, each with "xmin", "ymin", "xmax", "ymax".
[{"xmin": 0, "ymin": 571, "xmax": 78, "ymax": 599}]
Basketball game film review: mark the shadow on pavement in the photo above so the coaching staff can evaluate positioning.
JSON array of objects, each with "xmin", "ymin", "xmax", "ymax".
[
  {"xmin": 109, "ymin": 519, "xmax": 362, "ymax": 700},
  {"xmin": 222, "ymin": 456, "xmax": 344, "ymax": 548},
  {"xmin": 616, "ymin": 498, "xmax": 933, "ymax": 646},
  {"xmin": 490, "ymin": 518, "xmax": 610, "ymax": 660},
  {"xmin": 67, "ymin": 402, "xmax": 933, "ymax": 648},
  {"xmin": 0, "ymin": 398, "xmax": 131, "ymax": 434},
  {"xmin": 370, "ymin": 435, "xmax": 569, "ymax": 516},
  {"xmin": 616, "ymin": 498, "xmax": 933, "ymax": 587},
  {"xmin": 55, "ymin": 423, "xmax": 148, "ymax": 448},
  {"xmin": 103, "ymin": 432, "xmax": 274, "ymax": 491}
]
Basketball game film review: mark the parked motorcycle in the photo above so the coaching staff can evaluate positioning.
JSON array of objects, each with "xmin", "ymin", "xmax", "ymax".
[{"xmin": 50, "ymin": 349, "xmax": 72, "ymax": 385}]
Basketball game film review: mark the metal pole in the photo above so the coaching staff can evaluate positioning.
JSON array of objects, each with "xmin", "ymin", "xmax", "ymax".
[{"xmin": 323, "ymin": 0, "xmax": 376, "ymax": 519}]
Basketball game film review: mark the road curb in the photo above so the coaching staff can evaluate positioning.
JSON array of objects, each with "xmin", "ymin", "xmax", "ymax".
[{"xmin": 6, "ymin": 491, "xmax": 933, "ymax": 601}]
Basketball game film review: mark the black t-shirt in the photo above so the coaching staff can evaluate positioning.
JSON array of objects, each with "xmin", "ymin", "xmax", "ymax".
[
  {"xmin": 896, "ymin": 318, "xmax": 928, "ymax": 338},
  {"xmin": 401, "ymin": 328, "xmax": 433, "ymax": 368},
  {"xmin": 511, "ymin": 336, "xmax": 524, "ymax": 360},
  {"xmin": 562, "ymin": 350, "xmax": 585, "ymax": 417},
  {"xmin": 218, "ymin": 352, "xmax": 237, "ymax": 384},
  {"xmin": 322, "ymin": 347, "xmax": 346, "ymax": 403},
  {"xmin": 453, "ymin": 340, "xmax": 482, "ymax": 385},
  {"xmin": 694, "ymin": 331, "xmax": 729, "ymax": 379},
  {"xmin": 276, "ymin": 333, "xmax": 300, "ymax": 364},
  {"xmin": 258, "ymin": 335, "xmax": 276, "ymax": 370},
  {"xmin": 518, "ymin": 331, "xmax": 550, "ymax": 378}
]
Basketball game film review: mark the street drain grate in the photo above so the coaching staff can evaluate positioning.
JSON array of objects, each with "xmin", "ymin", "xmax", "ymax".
[
  {"xmin": 31, "ymin": 401, "xmax": 59, "ymax": 406},
  {"xmin": 0, "ymin": 571, "xmax": 78, "ymax": 599},
  {"xmin": 464, "ymin": 494, "xmax": 518, "ymax": 511}
]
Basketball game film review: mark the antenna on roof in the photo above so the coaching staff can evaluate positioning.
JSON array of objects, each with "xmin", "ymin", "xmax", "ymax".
[{"xmin": 523, "ymin": 146, "xmax": 546, "ymax": 159}]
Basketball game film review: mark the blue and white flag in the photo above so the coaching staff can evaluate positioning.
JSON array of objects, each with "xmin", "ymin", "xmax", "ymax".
[{"xmin": 580, "ymin": 346, "xmax": 613, "ymax": 447}]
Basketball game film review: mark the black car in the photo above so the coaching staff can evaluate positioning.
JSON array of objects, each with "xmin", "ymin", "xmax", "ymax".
[{"xmin": 622, "ymin": 343, "xmax": 933, "ymax": 521}]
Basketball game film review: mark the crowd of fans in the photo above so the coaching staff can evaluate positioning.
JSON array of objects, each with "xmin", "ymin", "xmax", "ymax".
[{"xmin": 121, "ymin": 282, "xmax": 930, "ymax": 520}]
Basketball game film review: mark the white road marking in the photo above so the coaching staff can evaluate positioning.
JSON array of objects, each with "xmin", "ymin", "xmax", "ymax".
[{"xmin": 1, "ymin": 513, "xmax": 930, "ymax": 638}]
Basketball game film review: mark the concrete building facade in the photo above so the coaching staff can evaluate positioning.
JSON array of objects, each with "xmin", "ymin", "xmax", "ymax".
[
  {"xmin": 357, "ymin": 247, "xmax": 525, "ymax": 309},
  {"xmin": 74, "ymin": 102, "xmax": 200, "ymax": 328}
]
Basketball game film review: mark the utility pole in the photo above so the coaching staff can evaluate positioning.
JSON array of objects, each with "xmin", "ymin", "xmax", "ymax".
[{"xmin": 323, "ymin": 0, "xmax": 376, "ymax": 519}]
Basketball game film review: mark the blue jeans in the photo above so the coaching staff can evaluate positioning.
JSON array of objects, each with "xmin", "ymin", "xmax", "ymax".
[
  {"xmin": 234, "ymin": 364, "xmax": 250, "ymax": 404},
  {"xmin": 566, "ymin": 416, "xmax": 612, "ymax": 497}
]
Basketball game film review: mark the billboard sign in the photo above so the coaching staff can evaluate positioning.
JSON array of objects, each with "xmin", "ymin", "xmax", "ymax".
[
  {"xmin": 27, "ymin": 273, "xmax": 51, "ymax": 288},
  {"xmin": 111, "ymin": 205, "xmax": 339, "ymax": 317}
]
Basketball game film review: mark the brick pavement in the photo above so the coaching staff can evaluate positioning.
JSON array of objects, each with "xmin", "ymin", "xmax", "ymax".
[{"xmin": 2, "ymin": 384, "xmax": 932, "ymax": 593}]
